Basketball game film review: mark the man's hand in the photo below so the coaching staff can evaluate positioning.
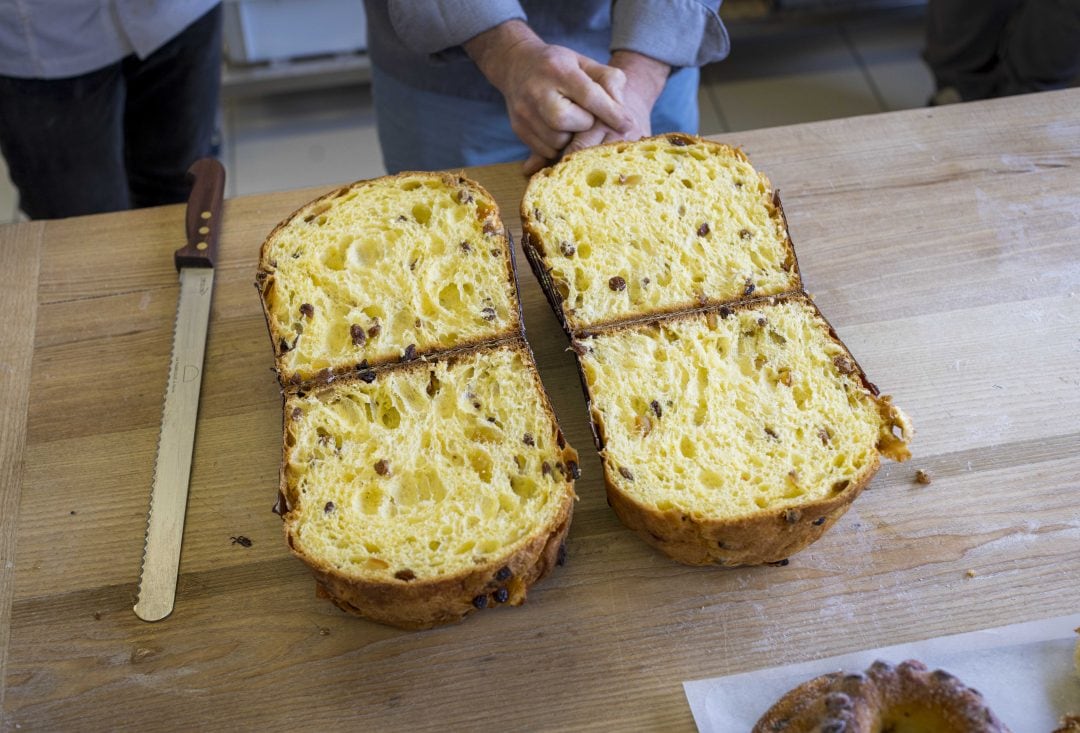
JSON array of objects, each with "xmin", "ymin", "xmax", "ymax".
[
  {"xmin": 562, "ymin": 50, "xmax": 672, "ymax": 160},
  {"xmin": 465, "ymin": 21, "xmax": 633, "ymax": 172}
]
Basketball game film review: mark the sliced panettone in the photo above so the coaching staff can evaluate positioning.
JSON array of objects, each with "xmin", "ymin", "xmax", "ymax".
[
  {"xmin": 258, "ymin": 172, "xmax": 578, "ymax": 628},
  {"xmin": 521, "ymin": 133, "xmax": 800, "ymax": 334},
  {"xmin": 576, "ymin": 294, "xmax": 911, "ymax": 565},
  {"xmin": 521, "ymin": 135, "xmax": 910, "ymax": 565},
  {"xmin": 258, "ymin": 172, "xmax": 521, "ymax": 386},
  {"xmin": 277, "ymin": 342, "xmax": 577, "ymax": 630}
]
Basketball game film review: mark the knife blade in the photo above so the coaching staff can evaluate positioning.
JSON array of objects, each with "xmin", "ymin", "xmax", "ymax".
[{"xmin": 134, "ymin": 158, "xmax": 226, "ymax": 622}]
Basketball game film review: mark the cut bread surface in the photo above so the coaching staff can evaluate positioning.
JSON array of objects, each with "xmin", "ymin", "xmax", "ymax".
[
  {"xmin": 521, "ymin": 135, "xmax": 911, "ymax": 565},
  {"xmin": 581, "ymin": 297, "xmax": 910, "ymax": 522},
  {"xmin": 277, "ymin": 340, "xmax": 577, "ymax": 629},
  {"xmin": 259, "ymin": 172, "xmax": 519, "ymax": 384},
  {"xmin": 522, "ymin": 134, "xmax": 800, "ymax": 333},
  {"xmin": 259, "ymin": 173, "xmax": 578, "ymax": 627},
  {"xmin": 282, "ymin": 343, "xmax": 576, "ymax": 586}
]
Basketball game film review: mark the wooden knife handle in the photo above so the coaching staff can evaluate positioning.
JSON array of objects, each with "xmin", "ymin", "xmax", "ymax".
[{"xmin": 175, "ymin": 158, "xmax": 226, "ymax": 269}]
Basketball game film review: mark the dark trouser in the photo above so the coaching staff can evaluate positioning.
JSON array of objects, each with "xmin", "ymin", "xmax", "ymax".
[
  {"xmin": 0, "ymin": 4, "xmax": 222, "ymax": 219},
  {"xmin": 924, "ymin": 0, "xmax": 1080, "ymax": 100}
]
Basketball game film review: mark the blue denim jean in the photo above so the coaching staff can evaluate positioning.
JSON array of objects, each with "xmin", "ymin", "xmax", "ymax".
[
  {"xmin": 0, "ymin": 5, "xmax": 222, "ymax": 219},
  {"xmin": 372, "ymin": 64, "xmax": 701, "ymax": 174}
]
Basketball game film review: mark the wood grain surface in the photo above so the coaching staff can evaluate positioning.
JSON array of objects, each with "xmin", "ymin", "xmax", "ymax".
[
  {"xmin": 0, "ymin": 222, "xmax": 43, "ymax": 718},
  {"xmin": 2, "ymin": 89, "xmax": 1078, "ymax": 731}
]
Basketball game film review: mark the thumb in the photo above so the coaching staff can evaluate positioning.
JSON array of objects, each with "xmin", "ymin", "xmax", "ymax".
[
  {"xmin": 564, "ymin": 125, "xmax": 610, "ymax": 157},
  {"xmin": 523, "ymin": 152, "xmax": 549, "ymax": 176}
]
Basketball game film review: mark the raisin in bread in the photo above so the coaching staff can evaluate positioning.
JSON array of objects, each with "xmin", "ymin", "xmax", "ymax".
[
  {"xmin": 257, "ymin": 172, "xmax": 520, "ymax": 386},
  {"xmin": 277, "ymin": 342, "xmax": 577, "ymax": 630},
  {"xmin": 258, "ymin": 173, "xmax": 577, "ymax": 628},
  {"xmin": 576, "ymin": 295, "xmax": 910, "ymax": 565},
  {"xmin": 521, "ymin": 134, "xmax": 911, "ymax": 566},
  {"xmin": 521, "ymin": 133, "xmax": 800, "ymax": 334}
]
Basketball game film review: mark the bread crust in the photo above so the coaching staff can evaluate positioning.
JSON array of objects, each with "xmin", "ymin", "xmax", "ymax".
[
  {"xmin": 274, "ymin": 340, "xmax": 579, "ymax": 630},
  {"xmin": 260, "ymin": 174, "xmax": 577, "ymax": 629},
  {"xmin": 520, "ymin": 135, "xmax": 912, "ymax": 568},
  {"xmin": 577, "ymin": 294, "xmax": 906, "ymax": 566},
  {"xmin": 520, "ymin": 133, "xmax": 803, "ymax": 337},
  {"xmin": 256, "ymin": 171, "xmax": 523, "ymax": 389},
  {"xmin": 603, "ymin": 453, "xmax": 877, "ymax": 566},
  {"xmin": 753, "ymin": 659, "xmax": 1011, "ymax": 732},
  {"xmin": 305, "ymin": 491, "xmax": 573, "ymax": 630}
]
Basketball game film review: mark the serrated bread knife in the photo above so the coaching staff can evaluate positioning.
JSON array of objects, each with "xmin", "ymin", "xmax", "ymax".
[{"xmin": 134, "ymin": 158, "xmax": 225, "ymax": 621}]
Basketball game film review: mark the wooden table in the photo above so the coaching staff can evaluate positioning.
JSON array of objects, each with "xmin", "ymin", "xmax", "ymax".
[{"xmin": 2, "ymin": 89, "xmax": 1078, "ymax": 730}]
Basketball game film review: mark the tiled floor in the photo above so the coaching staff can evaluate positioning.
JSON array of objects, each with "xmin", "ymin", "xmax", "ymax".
[
  {"xmin": 0, "ymin": 8, "xmax": 933, "ymax": 223},
  {"xmin": 697, "ymin": 11, "xmax": 933, "ymax": 136},
  {"xmin": 223, "ymin": 83, "xmax": 383, "ymax": 199}
]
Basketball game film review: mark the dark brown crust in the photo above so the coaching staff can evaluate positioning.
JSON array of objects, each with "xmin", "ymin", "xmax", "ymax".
[
  {"xmin": 261, "ymin": 176, "xmax": 579, "ymax": 629},
  {"xmin": 604, "ymin": 454, "xmax": 877, "ymax": 566},
  {"xmin": 520, "ymin": 137, "xmax": 907, "ymax": 568},
  {"xmin": 256, "ymin": 172, "xmax": 522, "ymax": 393},
  {"xmin": 519, "ymin": 133, "xmax": 803, "ymax": 337},
  {"xmin": 521, "ymin": 229, "xmax": 574, "ymax": 339},
  {"xmin": 308, "ymin": 495, "xmax": 572, "ymax": 630},
  {"xmin": 581, "ymin": 293, "xmax": 891, "ymax": 566},
  {"xmin": 753, "ymin": 659, "xmax": 1012, "ymax": 732},
  {"xmin": 278, "ymin": 340, "xmax": 579, "ymax": 630}
]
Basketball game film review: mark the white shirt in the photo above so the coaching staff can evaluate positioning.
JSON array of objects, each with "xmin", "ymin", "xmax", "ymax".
[{"xmin": 0, "ymin": 0, "xmax": 219, "ymax": 79}]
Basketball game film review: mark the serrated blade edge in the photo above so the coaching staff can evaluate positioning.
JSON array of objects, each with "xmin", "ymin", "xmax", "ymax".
[{"xmin": 134, "ymin": 267, "xmax": 214, "ymax": 621}]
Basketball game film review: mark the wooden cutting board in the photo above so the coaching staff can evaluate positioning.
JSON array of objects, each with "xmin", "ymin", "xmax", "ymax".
[{"xmin": 2, "ymin": 89, "xmax": 1079, "ymax": 730}]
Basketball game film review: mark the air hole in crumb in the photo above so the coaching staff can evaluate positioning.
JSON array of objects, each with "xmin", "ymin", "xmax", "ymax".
[
  {"xmin": 412, "ymin": 203, "xmax": 431, "ymax": 225},
  {"xmin": 586, "ymin": 170, "xmax": 607, "ymax": 187},
  {"xmin": 379, "ymin": 405, "xmax": 401, "ymax": 429}
]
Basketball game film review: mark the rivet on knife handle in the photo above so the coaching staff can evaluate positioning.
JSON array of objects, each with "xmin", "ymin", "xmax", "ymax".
[
  {"xmin": 176, "ymin": 157, "xmax": 226, "ymax": 269},
  {"xmin": 135, "ymin": 158, "xmax": 225, "ymax": 622}
]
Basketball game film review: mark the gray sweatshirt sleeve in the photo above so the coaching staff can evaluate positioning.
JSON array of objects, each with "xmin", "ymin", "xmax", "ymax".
[
  {"xmin": 387, "ymin": 0, "xmax": 528, "ymax": 55},
  {"xmin": 610, "ymin": 0, "xmax": 730, "ymax": 68}
]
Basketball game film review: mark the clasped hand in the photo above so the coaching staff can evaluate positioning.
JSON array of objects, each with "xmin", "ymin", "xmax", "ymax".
[{"xmin": 466, "ymin": 21, "xmax": 669, "ymax": 174}]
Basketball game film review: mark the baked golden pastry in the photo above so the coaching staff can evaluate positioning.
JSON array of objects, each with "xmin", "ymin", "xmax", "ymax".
[
  {"xmin": 521, "ymin": 134, "xmax": 911, "ymax": 565},
  {"xmin": 753, "ymin": 659, "xmax": 1011, "ymax": 732},
  {"xmin": 258, "ymin": 173, "xmax": 577, "ymax": 628},
  {"xmin": 521, "ymin": 133, "xmax": 800, "ymax": 334},
  {"xmin": 277, "ymin": 343, "xmax": 576, "ymax": 630},
  {"xmin": 577, "ymin": 294, "xmax": 910, "ymax": 565},
  {"xmin": 258, "ymin": 172, "xmax": 520, "ymax": 386}
]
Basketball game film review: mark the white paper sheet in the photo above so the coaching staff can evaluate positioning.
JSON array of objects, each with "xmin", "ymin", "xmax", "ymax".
[{"xmin": 684, "ymin": 613, "xmax": 1080, "ymax": 732}]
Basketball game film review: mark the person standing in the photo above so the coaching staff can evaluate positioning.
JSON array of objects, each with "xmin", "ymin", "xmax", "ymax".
[
  {"xmin": 924, "ymin": 0, "xmax": 1080, "ymax": 104},
  {"xmin": 363, "ymin": 1, "xmax": 729, "ymax": 174},
  {"xmin": 0, "ymin": 1, "xmax": 223, "ymax": 219}
]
